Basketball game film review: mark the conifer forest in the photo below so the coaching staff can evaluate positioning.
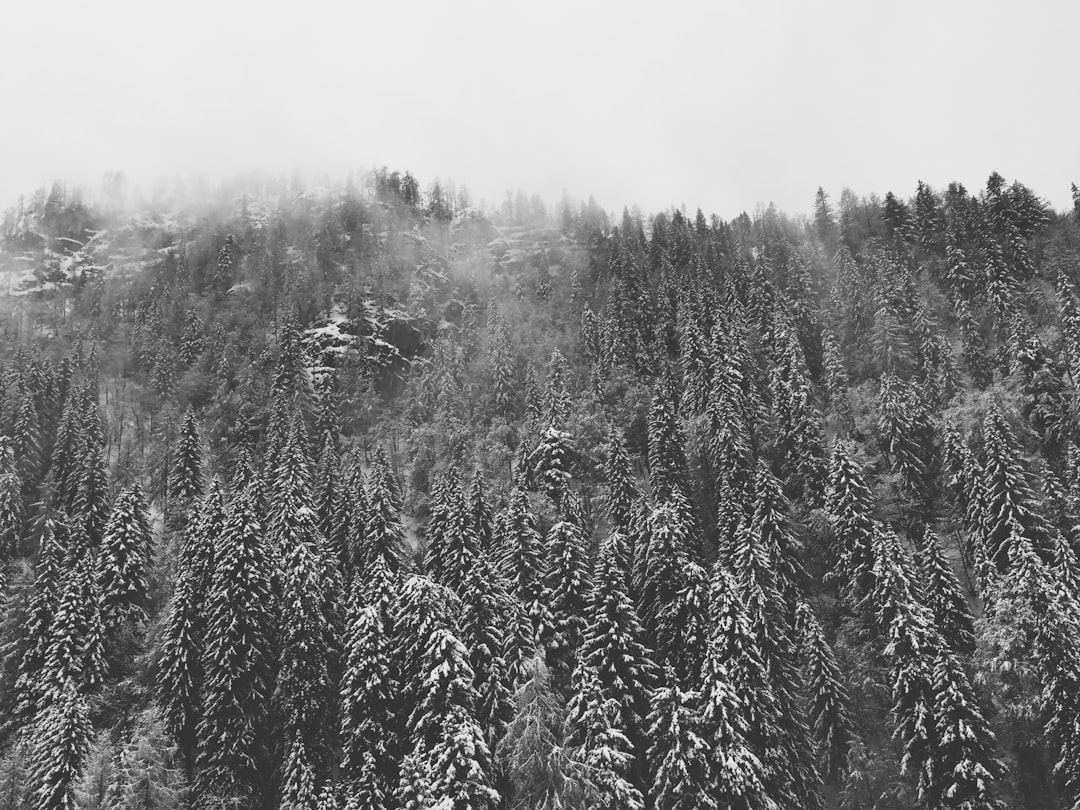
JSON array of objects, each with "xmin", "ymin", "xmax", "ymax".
[{"xmin": 2, "ymin": 171, "xmax": 1080, "ymax": 810}]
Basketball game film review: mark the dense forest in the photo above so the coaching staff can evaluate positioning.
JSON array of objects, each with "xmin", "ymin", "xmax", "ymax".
[{"xmin": 0, "ymin": 168, "xmax": 1079, "ymax": 810}]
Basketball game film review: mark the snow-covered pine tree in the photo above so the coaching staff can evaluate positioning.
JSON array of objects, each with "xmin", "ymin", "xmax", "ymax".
[
  {"xmin": 277, "ymin": 534, "xmax": 335, "ymax": 783},
  {"xmin": 43, "ymin": 550, "xmax": 105, "ymax": 699},
  {"xmin": 458, "ymin": 552, "xmax": 514, "ymax": 746},
  {"xmin": 794, "ymin": 600, "xmax": 853, "ymax": 782},
  {"xmin": 529, "ymin": 425, "xmax": 573, "ymax": 508},
  {"xmin": 979, "ymin": 404, "xmax": 1055, "ymax": 578},
  {"xmin": 917, "ymin": 530, "xmax": 976, "ymax": 656},
  {"xmin": 178, "ymin": 308, "xmax": 205, "ymax": 367},
  {"xmin": 496, "ymin": 482, "xmax": 549, "ymax": 655},
  {"xmin": 602, "ymin": 425, "xmax": 639, "ymax": 537},
  {"xmin": 647, "ymin": 668, "xmax": 717, "ymax": 810},
  {"xmin": 340, "ymin": 598, "xmax": 399, "ymax": 802},
  {"xmin": 566, "ymin": 667, "xmax": 643, "ymax": 810},
  {"xmin": 467, "ymin": 469, "xmax": 494, "ymax": 553},
  {"xmin": 825, "ymin": 439, "xmax": 878, "ymax": 610},
  {"xmin": 871, "ymin": 528, "xmax": 939, "ymax": 802},
  {"xmin": 15, "ymin": 518, "xmax": 67, "ymax": 723},
  {"xmin": 634, "ymin": 502, "xmax": 694, "ymax": 666},
  {"xmin": 705, "ymin": 564, "xmax": 792, "ymax": 809},
  {"xmin": 280, "ymin": 733, "xmax": 319, "ymax": 810},
  {"xmin": 97, "ymin": 483, "xmax": 152, "ymax": 632},
  {"xmin": 495, "ymin": 656, "xmax": 582, "ymax": 809},
  {"xmin": 580, "ymin": 532, "xmax": 656, "ymax": 786},
  {"xmin": 0, "ymin": 437, "xmax": 24, "ymax": 561},
  {"xmin": 543, "ymin": 516, "xmax": 593, "ymax": 685},
  {"xmin": 930, "ymin": 647, "xmax": 1002, "ymax": 809},
  {"xmin": 197, "ymin": 486, "xmax": 275, "ymax": 804},
  {"xmin": 168, "ymin": 408, "xmax": 204, "ymax": 507},
  {"xmin": 398, "ymin": 626, "xmax": 499, "ymax": 810},
  {"xmin": 27, "ymin": 679, "xmax": 91, "ymax": 810},
  {"xmin": 362, "ymin": 448, "xmax": 406, "ymax": 575},
  {"xmin": 647, "ymin": 387, "xmax": 690, "ymax": 503}
]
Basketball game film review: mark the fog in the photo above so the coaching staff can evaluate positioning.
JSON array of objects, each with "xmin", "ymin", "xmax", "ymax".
[{"xmin": 2, "ymin": 0, "xmax": 1078, "ymax": 217}]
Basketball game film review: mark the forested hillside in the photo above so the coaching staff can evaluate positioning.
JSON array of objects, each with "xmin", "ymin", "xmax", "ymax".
[{"xmin": 1, "ymin": 170, "xmax": 1079, "ymax": 810}]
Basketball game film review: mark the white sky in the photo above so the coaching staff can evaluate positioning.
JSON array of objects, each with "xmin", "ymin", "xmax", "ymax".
[{"xmin": 1, "ymin": 0, "xmax": 1077, "ymax": 219}]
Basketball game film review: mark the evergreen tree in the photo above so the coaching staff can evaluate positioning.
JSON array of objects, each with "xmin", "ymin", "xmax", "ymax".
[
  {"xmin": 496, "ymin": 483, "xmax": 549, "ymax": 654},
  {"xmin": 277, "ymin": 536, "xmax": 335, "ymax": 782},
  {"xmin": 794, "ymin": 601, "xmax": 853, "ymax": 782},
  {"xmin": 825, "ymin": 440, "xmax": 878, "ymax": 609},
  {"xmin": 917, "ymin": 530, "xmax": 976, "ymax": 656},
  {"xmin": 529, "ymin": 426, "xmax": 573, "ymax": 507},
  {"xmin": 197, "ymin": 487, "xmax": 275, "ymax": 804},
  {"xmin": 602, "ymin": 426, "xmax": 639, "ymax": 536},
  {"xmin": 362, "ymin": 450, "xmax": 406, "ymax": 575},
  {"xmin": 979, "ymin": 404, "xmax": 1054, "ymax": 578},
  {"xmin": 543, "ymin": 518, "xmax": 593, "ymax": 681},
  {"xmin": 27, "ymin": 680, "xmax": 92, "ymax": 810},
  {"xmin": 871, "ymin": 528, "xmax": 938, "ymax": 801},
  {"xmin": 43, "ymin": 551, "xmax": 105, "ymax": 698},
  {"xmin": 647, "ymin": 671, "xmax": 717, "ymax": 810},
  {"xmin": 97, "ymin": 483, "xmax": 152, "ymax": 632},
  {"xmin": 459, "ymin": 554, "xmax": 514, "ymax": 746},
  {"xmin": 280, "ymin": 733, "xmax": 319, "ymax": 810},
  {"xmin": 15, "ymin": 519, "xmax": 67, "ymax": 722},
  {"xmin": 580, "ymin": 533, "xmax": 656, "ymax": 784},
  {"xmin": 340, "ymin": 600, "xmax": 398, "ymax": 804},
  {"xmin": 169, "ymin": 408, "xmax": 204, "ymax": 507},
  {"xmin": 931, "ymin": 647, "xmax": 1002, "ymax": 809},
  {"xmin": 567, "ymin": 668, "xmax": 643, "ymax": 810}
]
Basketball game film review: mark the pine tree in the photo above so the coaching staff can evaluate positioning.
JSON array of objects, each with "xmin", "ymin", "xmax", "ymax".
[
  {"xmin": 825, "ymin": 440, "xmax": 878, "ymax": 609},
  {"xmin": 168, "ymin": 408, "xmax": 203, "ymax": 507},
  {"xmin": 603, "ymin": 426, "xmax": 639, "ymax": 536},
  {"xmin": 156, "ymin": 569, "xmax": 202, "ymax": 774},
  {"xmin": 43, "ymin": 551, "xmax": 105, "ymax": 698},
  {"xmin": 647, "ymin": 671, "xmax": 717, "ymax": 810},
  {"xmin": 979, "ymin": 404, "xmax": 1054, "ymax": 578},
  {"xmin": 647, "ymin": 388, "xmax": 689, "ymax": 502},
  {"xmin": 917, "ymin": 531, "xmax": 976, "ymax": 656},
  {"xmin": 580, "ymin": 533, "xmax": 656, "ymax": 785},
  {"xmin": 459, "ymin": 553, "xmax": 514, "ymax": 746},
  {"xmin": 399, "ymin": 627, "xmax": 499, "ymax": 810},
  {"xmin": 340, "ymin": 599, "xmax": 398, "ymax": 804},
  {"xmin": 27, "ymin": 679, "xmax": 92, "ymax": 810},
  {"xmin": 179, "ymin": 308, "xmax": 205, "ymax": 367},
  {"xmin": 15, "ymin": 519, "xmax": 67, "ymax": 722},
  {"xmin": 496, "ymin": 483, "xmax": 549, "ymax": 654},
  {"xmin": 567, "ymin": 667, "xmax": 643, "ymax": 810},
  {"xmin": 362, "ymin": 450, "xmax": 406, "ymax": 575},
  {"xmin": 545, "ymin": 348, "xmax": 571, "ymax": 427},
  {"xmin": 794, "ymin": 601, "xmax": 853, "ymax": 782},
  {"xmin": 635, "ymin": 502, "xmax": 694, "ymax": 662},
  {"xmin": 277, "ymin": 536, "xmax": 335, "ymax": 781},
  {"xmin": 197, "ymin": 487, "xmax": 275, "ymax": 803},
  {"xmin": 97, "ymin": 483, "xmax": 152, "ymax": 632},
  {"xmin": 488, "ymin": 311, "xmax": 516, "ymax": 417},
  {"xmin": 871, "ymin": 528, "xmax": 938, "ymax": 801},
  {"xmin": 495, "ymin": 657, "xmax": 581, "ymax": 809},
  {"xmin": 467, "ymin": 469, "xmax": 494, "ymax": 553},
  {"xmin": 280, "ymin": 733, "xmax": 319, "ymax": 810},
  {"xmin": 930, "ymin": 647, "xmax": 1002, "ymax": 809},
  {"xmin": 543, "ymin": 518, "xmax": 593, "ymax": 682},
  {"xmin": 529, "ymin": 426, "xmax": 573, "ymax": 507},
  {"xmin": 0, "ymin": 439, "xmax": 24, "ymax": 561},
  {"xmin": 110, "ymin": 709, "xmax": 186, "ymax": 810},
  {"xmin": 704, "ymin": 566, "xmax": 789, "ymax": 809}
]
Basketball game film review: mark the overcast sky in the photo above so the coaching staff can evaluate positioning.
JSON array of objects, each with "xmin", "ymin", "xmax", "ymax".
[{"xmin": 2, "ymin": 0, "xmax": 1077, "ymax": 219}]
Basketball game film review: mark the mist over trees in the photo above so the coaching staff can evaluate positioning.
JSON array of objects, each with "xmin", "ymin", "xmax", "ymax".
[{"xmin": 0, "ymin": 168, "xmax": 1079, "ymax": 809}]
